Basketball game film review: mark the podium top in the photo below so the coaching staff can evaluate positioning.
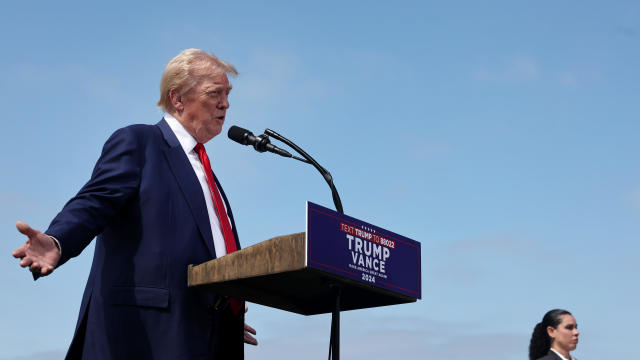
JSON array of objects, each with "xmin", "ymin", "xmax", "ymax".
[{"xmin": 188, "ymin": 232, "xmax": 417, "ymax": 315}]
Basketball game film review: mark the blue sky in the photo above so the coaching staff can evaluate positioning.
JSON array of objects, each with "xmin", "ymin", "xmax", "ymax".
[{"xmin": 1, "ymin": 1, "xmax": 639, "ymax": 359}]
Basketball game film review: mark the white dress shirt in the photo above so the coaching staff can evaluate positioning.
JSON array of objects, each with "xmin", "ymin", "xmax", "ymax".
[{"xmin": 164, "ymin": 114, "xmax": 229, "ymax": 258}]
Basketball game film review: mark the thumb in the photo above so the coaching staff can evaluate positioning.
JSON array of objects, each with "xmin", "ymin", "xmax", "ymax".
[{"xmin": 16, "ymin": 221, "xmax": 38, "ymax": 238}]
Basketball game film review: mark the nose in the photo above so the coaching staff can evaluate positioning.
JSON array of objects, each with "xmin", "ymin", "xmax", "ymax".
[{"xmin": 218, "ymin": 93, "xmax": 229, "ymax": 110}]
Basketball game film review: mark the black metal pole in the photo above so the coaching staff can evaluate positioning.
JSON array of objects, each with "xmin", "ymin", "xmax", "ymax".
[
  {"xmin": 329, "ymin": 285, "xmax": 341, "ymax": 360},
  {"xmin": 260, "ymin": 128, "xmax": 344, "ymax": 359}
]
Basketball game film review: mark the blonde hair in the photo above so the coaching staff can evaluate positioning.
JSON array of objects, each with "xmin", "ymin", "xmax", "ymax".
[{"xmin": 157, "ymin": 48, "xmax": 238, "ymax": 113}]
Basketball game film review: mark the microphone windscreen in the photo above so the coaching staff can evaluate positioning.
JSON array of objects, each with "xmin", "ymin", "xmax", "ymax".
[{"xmin": 228, "ymin": 125, "xmax": 251, "ymax": 145}]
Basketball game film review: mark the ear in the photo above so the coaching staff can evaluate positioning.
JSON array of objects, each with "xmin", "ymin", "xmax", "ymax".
[
  {"xmin": 546, "ymin": 326, "xmax": 556, "ymax": 341},
  {"xmin": 168, "ymin": 88, "xmax": 184, "ymax": 112}
]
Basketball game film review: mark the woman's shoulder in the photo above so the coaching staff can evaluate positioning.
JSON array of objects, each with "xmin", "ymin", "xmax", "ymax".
[{"xmin": 536, "ymin": 351, "xmax": 562, "ymax": 360}]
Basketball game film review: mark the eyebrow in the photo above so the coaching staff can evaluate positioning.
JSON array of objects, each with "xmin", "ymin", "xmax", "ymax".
[{"xmin": 206, "ymin": 84, "xmax": 232, "ymax": 92}]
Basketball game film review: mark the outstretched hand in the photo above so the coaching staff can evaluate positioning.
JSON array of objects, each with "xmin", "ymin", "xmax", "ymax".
[
  {"xmin": 12, "ymin": 221, "xmax": 61, "ymax": 276},
  {"xmin": 244, "ymin": 305, "xmax": 258, "ymax": 346}
]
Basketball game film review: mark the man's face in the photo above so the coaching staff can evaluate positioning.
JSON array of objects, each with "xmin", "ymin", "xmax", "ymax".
[{"xmin": 179, "ymin": 71, "xmax": 231, "ymax": 143}]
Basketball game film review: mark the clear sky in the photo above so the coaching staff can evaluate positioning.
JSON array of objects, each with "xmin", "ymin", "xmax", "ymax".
[{"xmin": 1, "ymin": 1, "xmax": 638, "ymax": 359}]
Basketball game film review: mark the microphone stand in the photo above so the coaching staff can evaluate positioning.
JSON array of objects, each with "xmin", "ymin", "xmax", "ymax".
[
  {"xmin": 262, "ymin": 128, "xmax": 343, "ymax": 360},
  {"xmin": 264, "ymin": 129, "xmax": 343, "ymax": 214}
]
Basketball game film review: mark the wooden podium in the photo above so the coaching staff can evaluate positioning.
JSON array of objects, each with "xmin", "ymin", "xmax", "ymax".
[
  {"xmin": 188, "ymin": 202, "xmax": 421, "ymax": 359},
  {"xmin": 188, "ymin": 232, "xmax": 416, "ymax": 315}
]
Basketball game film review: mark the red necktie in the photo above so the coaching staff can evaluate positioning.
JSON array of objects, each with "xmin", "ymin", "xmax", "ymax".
[
  {"xmin": 194, "ymin": 143, "xmax": 237, "ymax": 254},
  {"xmin": 194, "ymin": 143, "xmax": 242, "ymax": 314}
]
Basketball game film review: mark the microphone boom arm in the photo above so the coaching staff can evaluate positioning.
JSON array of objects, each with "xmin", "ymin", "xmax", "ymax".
[{"xmin": 264, "ymin": 128, "xmax": 344, "ymax": 214}]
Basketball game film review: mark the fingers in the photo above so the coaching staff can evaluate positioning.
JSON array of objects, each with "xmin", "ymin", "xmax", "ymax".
[
  {"xmin": 13, "ymin": 221, "xmax": 33, "ymax": 260},
  {"xmin": 243, "ymin": 323, "xmax": 258, "ymax": 345},
  {"xmin": 40, "ymin": 264, "xmax": 54, "ymax": 276},
  {"xmin": 243, "ymin": 307, "xmax": 258, "ymax": 345},
  {"xmin": 22, "ymin": 259, "xmax": 52, "ymax": 276},
  {"xmin": 20, "ymin": 258, "xmax": 52, "ymax": 276},
  {"xmin": 30, "ymin": 261, "xmax": 41, "ymax": 272},
  {"xmin": 13, "ymin": 221, "xmax": 59, "ymax": 278},
  {"xmin": 244, "ymin": 322, "xmax": 257, "ymax": 335},
  {"xmin": 19, "ymin": 256, "xmax": 34, "ymax": 268},
  {"xmin": 16, "ymin": 221, "xmax": 38, "ymax": 238},
  {"xmin": 22, "ymin": 258, "xmax": 46, "ymax": 276},
  {"xmin": 12, "ymin": 243, "xmax": 28, "ymax": 258},
  {"xmin": 244, "ymin": 331, "xmax": 258, "ymax": 346}
]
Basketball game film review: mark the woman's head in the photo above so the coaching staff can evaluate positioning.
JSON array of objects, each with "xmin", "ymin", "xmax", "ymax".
[
  {"xmin": 529, "ymin": 309, "xmax": 579, "ymax": 360},
  {"xmin": 548, "ymin": 312, "xmax": 579, "ymax": 354}
]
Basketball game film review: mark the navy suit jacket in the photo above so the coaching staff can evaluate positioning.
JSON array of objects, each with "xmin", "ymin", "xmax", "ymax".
[
  {"xmin": 536, "ymin": 350, "xmax": 563, "ymax": 360},
  {"xmin": 46, "ymin": 119, "xmax": 244, "ymax": 359}
]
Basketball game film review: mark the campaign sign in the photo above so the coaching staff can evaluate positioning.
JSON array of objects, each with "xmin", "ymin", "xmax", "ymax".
[{"xmin": 306, "ymin": 201, "xmax": 421, "ymax": 299}]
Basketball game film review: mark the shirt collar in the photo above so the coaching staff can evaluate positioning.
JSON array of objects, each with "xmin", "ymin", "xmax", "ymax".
[
  {"xmin": 550, "ymin": 348, "xmax": 573, "ymax": 360},
  {"xmin": 164, "ymin": 113, "xmax": 198, "ymax": 154}
]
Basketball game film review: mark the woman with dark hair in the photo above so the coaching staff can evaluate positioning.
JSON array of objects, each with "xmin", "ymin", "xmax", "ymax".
[{"xmin": 529, "ymin": 309, "xmax": 580, "ymax": 360}]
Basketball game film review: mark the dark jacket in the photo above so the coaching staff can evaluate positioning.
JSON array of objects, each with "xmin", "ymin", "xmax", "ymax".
[
  {"xmin": 47, "ymin": 119, "xmax": 243, "ymax": 359},
  {"xmin": 537, "ymin": 350, "xmax": 564, "ymax": 360}
]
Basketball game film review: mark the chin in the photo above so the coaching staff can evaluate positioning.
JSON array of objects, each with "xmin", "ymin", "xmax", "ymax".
[
  {"xmin": 210, "ymin": 128, "xmax": 222, "ymax": 139},
  {"xmin": 195, "ymin": 127, "xmax": 221, "ymax": 143}
]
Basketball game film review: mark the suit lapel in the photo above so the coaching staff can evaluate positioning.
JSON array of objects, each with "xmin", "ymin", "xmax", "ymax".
[
  {"xmin": 157, "ymin": 119, "xmax": 217, "ymax": 259},
  {"xmin": 545, "ymin": 350, "xmax": 565, "ymax": 360}
]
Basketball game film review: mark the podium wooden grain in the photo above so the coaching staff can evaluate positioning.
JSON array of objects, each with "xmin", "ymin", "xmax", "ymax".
[{"xmin": 188, "ymin": 232, "xmax": 416, "ymax": 315}]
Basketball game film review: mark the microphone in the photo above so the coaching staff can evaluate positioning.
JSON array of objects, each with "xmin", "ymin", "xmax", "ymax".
[{"xmin": 228, "ymin": 125, "xmax": 292, "ymax": 158}]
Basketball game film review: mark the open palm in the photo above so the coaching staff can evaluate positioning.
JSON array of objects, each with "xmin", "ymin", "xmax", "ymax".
[{"xmin": 12, "ymin": 221, "xmax": 61, "ymax": 276}]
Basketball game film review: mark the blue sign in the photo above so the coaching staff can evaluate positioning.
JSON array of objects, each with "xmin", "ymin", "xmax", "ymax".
[{"xmin": 306, "ymin": 202, "xmax": 421, "ymax": 299}]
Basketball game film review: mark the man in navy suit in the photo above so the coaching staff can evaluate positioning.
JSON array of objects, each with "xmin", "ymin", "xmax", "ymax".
[{"xmin": 12, "ymin": 49, "xmax": 257, "ymax": 359}]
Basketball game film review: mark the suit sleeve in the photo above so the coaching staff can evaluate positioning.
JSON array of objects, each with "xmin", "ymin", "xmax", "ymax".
[{"xmin": 46, "ymin": 126, "xmax": 142, "ymax": 266}]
